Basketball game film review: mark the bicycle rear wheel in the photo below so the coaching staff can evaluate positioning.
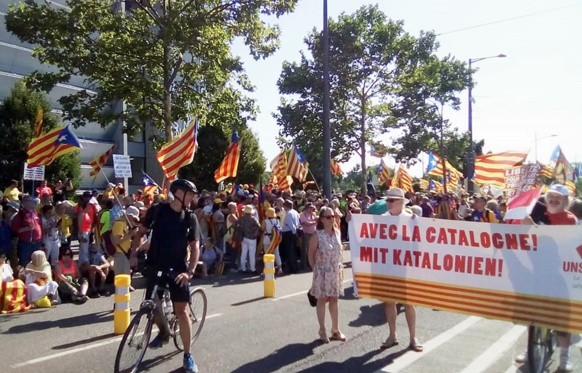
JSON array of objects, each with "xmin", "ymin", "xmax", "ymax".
[
  {"xmin": 527, "ymin": 325, "xmax": 552, "ymax": 373},
  {"xmin": 114, "ymin": 309, "xmax": 153, "ymax": 373},
  {"xmin": 173, "ymin": 287, "xmax": 208, "ymax": 350}
]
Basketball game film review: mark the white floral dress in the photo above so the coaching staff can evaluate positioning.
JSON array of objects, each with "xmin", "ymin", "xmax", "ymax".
[{"xmin": 311, "ymin": 229, "xmax": 343, "ymax": 299}]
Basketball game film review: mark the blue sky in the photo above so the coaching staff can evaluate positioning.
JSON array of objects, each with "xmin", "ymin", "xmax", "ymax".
[{"xmin": 232, "ymin": 0, "xmax": 582, "ymax": 175}]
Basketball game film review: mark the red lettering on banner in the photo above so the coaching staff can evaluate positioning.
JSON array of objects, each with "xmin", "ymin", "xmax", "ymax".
[
  {"xmin": 412, "ymin": 226, "xmax": 421, "ymax": 242},
  {"xmin": 532, "ymin": 234, "xmax": 538, "ymax": 251},
  {"xmin": 485, "ymin": 258, "xmax": 496, "ymax": 276},
  {"xmin": 563, "ymin": 262, "xmax": 582, "ymax": 273},
  {"xmin": 379, "ymin": 224, "xmax": 387, "ymax": 240},
  {"xmin": 413, "ymin": 251, "xmax": 422, "ymax": 266},
  {"xmin": 443, "ymin": 254, "xmax": 453, "ymax": 271},
  {"xmin": 458, "ymin": 230, "xmax": 469, "ymax": 247},
  {"xmin": 437, "ymin": 229, "xmax": 448, "ymax": 244},
  {"xmin": 519, "ymin": 234, "xmax": 531, "ymax": 251},
  {"xmin": 421, "ymin": 253, "xmax": 431, "ymax": 269},
  {"xmin": 433, "ymin": 253, "xmax": 442, "ymax": 270},
  {"xmin": 369, "ymin": 224, "xmax": 378, "ymax": 238},
  {"xmin": 402, "ymin": 225, "xmax": 411, "ymax": 241},
  {"xmin": 474, "ymin": 257, "xmax": 483, "ymax": 275},
  {"xmin": 467, "ymin": 256, "xmax": 473, "ymax": 273},
  {"xmin": 492, "ymin": 233, "xmax": 503, "ymax": 249},
  {"xmin": 505, "ymin": 234, "xmax": 518, "ymax": 250},
  {"xmin": 393, "ymin": 250, "xmax": 402, "ymax": 265},
  {"xmin": 373, "ymin": 247, "xmax": 378, "ymax": 262},
  {"xmin": 389, "ymin": 225, "xmax": 398, "ymax": 240},
  {"xmin": 380, "ymin": 248, "xmax": 389, "ymax": 263},
  {"xmin": 360, "ymin": 224, "xmax": 370, "ymax": 238},
  {"xmin": 447, "ymin": 228, "xmax": 457, "ymax": 245},
  {"xmin": 480, "ymin": 232, "xmax": 491, "ymax": 248},
  {"xmin": 469, "ymin": 231, "xmax": 479, "ymax": 247},
  {"xmin": 403, "ymin": 251, "xmax": 413, "ymax": 266},
  {"xmin": 360, "ymin": 246, "xmax": 372, "ymax": 262},
  {"xmin": 426, "ymin": 227, "xmax": 436, "ymax": 243},
  {"xmin": 455, "ymin": 255, "xmax": 466, "ymax": 273}
]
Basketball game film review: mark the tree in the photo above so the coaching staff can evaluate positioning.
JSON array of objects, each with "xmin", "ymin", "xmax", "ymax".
[
  {"xmin": 0, "ymin": 82, "xmax": 81, "ymax": 190},
  {"xmin": 276, "ymin": 5, "xmax": 470, "ymax": 193},
  {"xmin": 179, "ymin": 126, "xmax": 266, "ymax": 191},
  {"xmin": 6, "ymin": 0, "xmax": 298, "ymax": 141}
]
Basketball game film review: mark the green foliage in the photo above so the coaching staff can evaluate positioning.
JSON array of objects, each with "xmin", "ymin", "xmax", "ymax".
[
  {"xmin": 6, "ymin": 0, "xmax": 298, "ymax": 138},
  {"xmin": 275, "ymin": 4, "xmax": 471, "ymax": 192},
  {"xmin": 179, "ymin": 126, "xmax": 265, "ymax": 191},
  {"xmin": 0, "ymin": 82, "xmax": 82, "ymax": 190}
]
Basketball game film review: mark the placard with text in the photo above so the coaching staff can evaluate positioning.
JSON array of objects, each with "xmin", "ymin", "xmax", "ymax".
[{"xmin": 348, "ymin": 214, "xmax": 582, "ymax": 333}]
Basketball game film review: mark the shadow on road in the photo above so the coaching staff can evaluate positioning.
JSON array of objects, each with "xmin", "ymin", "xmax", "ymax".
[
  {"xmin": 139, "ymin": 350, "xmax": 182, "ymax": 372},
  {"xmin": 52, "ymin": 332, "xmax": 117, "ymax": 350},
  {"xmin": 2, "ymin": 310, "xmax": 114, "ymax": 334},
  {"xmin": 231, "ymin": 340, "xmax": 321, "ymax": 373},
  {"xmin": 348, "ymin": 303, "xmax": 385, "ymax": 328},
  {"xmin": 298, "ymin": 348, "xmax": 406, "ymax": 373}
]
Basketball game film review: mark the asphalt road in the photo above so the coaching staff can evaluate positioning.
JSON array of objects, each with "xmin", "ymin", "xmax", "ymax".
[{"xmin": 1, "ymin": 251, "xmax": 581, "ymax": 373}]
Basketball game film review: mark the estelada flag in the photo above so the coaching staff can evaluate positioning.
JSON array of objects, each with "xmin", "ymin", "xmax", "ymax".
[
  {"xmin": 27, "ymin": 125, "xmax": 82, "ymax": 167},
  {"xmin": 266, "ymin": 228, "xmax": 282, "ymax": 255},
  {"xmin": 214, "ymin": 131, "xmax": 241, "ymax": 183},
  {"xmin": 378, "ymin": 160, "xmax": 391, "ymax": 186},
  {"xmin": 156, "ymin": 120, "xmax": 198, "ymax": 181},
  {"xmin": 286, "ymin": 145, "xmax": 309, "ymax": 182}
]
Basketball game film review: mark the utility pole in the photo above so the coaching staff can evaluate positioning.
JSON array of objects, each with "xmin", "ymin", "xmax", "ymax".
[{"xmin": 322, "ymin": 0, "xmax": 332, "ymax": 199}]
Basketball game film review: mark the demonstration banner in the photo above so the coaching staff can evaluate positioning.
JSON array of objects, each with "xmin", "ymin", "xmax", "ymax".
[{"xmin": 349, "ymin": 214, "xmax": 582, "ymax": 333}]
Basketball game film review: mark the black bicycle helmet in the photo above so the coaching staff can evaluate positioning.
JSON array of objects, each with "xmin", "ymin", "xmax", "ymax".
[{"xmin": 170, "ymin": 179, "xmax": 197, "ymax": 195}]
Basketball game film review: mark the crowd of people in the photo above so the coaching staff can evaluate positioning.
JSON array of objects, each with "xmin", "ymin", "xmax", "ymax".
[{"xmin": 1, "ymin": 177, "xmax": 582, "ymax": 371}]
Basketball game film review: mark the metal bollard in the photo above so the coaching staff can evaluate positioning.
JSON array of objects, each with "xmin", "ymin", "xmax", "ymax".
[
  {"xmin": 114, "ymin": 274, "xmax": 131, "ymax": 335},
  {"xmin": 263, "ymin": 254, "xmax": 275, "ymax": 297}
]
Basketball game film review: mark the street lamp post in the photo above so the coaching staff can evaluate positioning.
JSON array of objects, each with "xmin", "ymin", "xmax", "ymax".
[
  {"xmin": 467, "ymin": 54, "xmax": 506, "ymax": 193},
  {"xmin": 322, "ymin": 0, "xmax": 332, "ymax": 199}
]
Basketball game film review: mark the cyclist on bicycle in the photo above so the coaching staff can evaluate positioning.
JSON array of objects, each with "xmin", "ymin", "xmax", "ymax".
[{"xmin": 135, "ymin": 179, "xmax": 201, "ymax": 373}]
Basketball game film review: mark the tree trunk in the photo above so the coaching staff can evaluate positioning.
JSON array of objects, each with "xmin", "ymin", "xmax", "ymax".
[
  {"xmin": 359, "ymin": 98, "xmax": 367, "ymax": 195},
  {"xmin": 163, "ymin": 41, "xmax": 173, "ymax": 142}
]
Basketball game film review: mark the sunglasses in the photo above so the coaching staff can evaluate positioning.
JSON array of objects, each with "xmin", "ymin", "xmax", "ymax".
[
  {"xmin": 386, "ymin": 199, "xmax": 401, "ymax": 203},
  {"xmin": 63, "ymin": 252, "xmax": 72, "ymax": 256},
  {"xmin": 322, "ymin": 215, "xmax": 335, "ymax": 220}
]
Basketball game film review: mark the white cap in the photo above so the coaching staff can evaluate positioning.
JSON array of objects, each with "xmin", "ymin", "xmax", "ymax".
[
  {"xmin": 125, "ymin": 206, "xmax": 140, "ymax": 220},
  {"xmin": 547, "ymin": 184, "xmax": 569, "ymax": 197}
]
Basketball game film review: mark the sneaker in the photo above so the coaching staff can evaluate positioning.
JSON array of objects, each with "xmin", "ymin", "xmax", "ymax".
[
  {"xmin": 149, "ymin": 332, "xmax": 170, "ymax": 349},
  {"xmin": 515, "ymin": 352, "xmax": 527, "ymax": 363},
  {"xmin": 183, "ymin": 353, "xmax": 198, "ymax": 373}
]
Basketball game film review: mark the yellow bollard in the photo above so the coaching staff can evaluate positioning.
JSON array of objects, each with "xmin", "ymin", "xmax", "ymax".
[
  {"xmin": 114, "ymin": 274, "xmax": 131, "ymax": 335},
  {"xmin": 263, "ymin": 254, "xmax": 275, "ymax": 298}
]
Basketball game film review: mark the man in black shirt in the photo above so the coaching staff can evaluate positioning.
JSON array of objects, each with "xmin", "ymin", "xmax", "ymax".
[{"xmin": 135, "ymin": 179, "xmax": 201, "ymax": 373}]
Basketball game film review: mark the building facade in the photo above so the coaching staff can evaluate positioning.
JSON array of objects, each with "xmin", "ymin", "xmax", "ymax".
[{"xmin": 0, "ymin": 0, "xmax": 162, "ymax": 192}]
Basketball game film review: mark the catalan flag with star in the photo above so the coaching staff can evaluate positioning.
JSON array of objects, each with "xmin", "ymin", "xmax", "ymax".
[
  {"xmin": 378, "ymin": 159, "xmax": 391, "ymax": 186},
  {"xmin": 89, "ymin": 144, "xmax": 115, "ymax": 178},
  {"xmin": 287, "ymin": 145, "xmax": 309, "ymax": 182},
  {"xmin": 142, "ymin": 171, "xmax": 159, "ymax": 195},
  {"xmin": 214, "ymin": 131, "xmax": 242, "ymax": 183},
  {"xmin": 27, "ymin": 125, "xmax": 82, "ymax": 167}
]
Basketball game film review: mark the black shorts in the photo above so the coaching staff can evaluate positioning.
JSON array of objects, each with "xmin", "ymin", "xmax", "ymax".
[{"xmin": 145, "ymin": 270, "xmax": 191, "ymax": 304}]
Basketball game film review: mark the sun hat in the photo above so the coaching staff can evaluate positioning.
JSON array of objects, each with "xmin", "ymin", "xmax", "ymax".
[
  {"xmin": 547, "ymin": 184, "xmax": 569, "ymax": 197},
  {"xmin": 134, "ymin": 201, "xmax": 147, "ymax": 211},
  {"xmin": 266, "ymin": 207, "xmax": 276, "ymax": 218},
  {"xmin": 243, "ymin": 205, "xmax": 255, "ymax": 215},
  {"xmin": 125, "ymin": 206, "xmax": 140, "ymax": 220}
]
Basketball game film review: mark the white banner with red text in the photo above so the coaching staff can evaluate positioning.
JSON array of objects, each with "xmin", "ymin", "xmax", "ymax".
[{"xmin": 348, "ymin": 214, "xmax": 582, "ymax": 333}]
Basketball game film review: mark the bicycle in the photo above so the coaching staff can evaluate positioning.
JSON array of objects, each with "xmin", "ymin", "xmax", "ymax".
[
  {"xmin": 114, "ymin": 270, "xmax": 208, "ymax": 373},
  {"xmin": 526, "ymin": 324, "xmax": 557, "ymax": 373}
]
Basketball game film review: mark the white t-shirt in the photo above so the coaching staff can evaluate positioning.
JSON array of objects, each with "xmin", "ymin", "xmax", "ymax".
[
  {"xmin": 1, "ymin": 263, "xmax": 14, "ymax": 283},
  {"xmin": 382, "ymin": 209, "xmax": 413, "ymax": 217}
]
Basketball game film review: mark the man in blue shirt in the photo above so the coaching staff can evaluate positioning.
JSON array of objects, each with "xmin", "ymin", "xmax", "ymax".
[{"xmin": 280, "ymin": 200, "xmax": 300, "ymax": 274}]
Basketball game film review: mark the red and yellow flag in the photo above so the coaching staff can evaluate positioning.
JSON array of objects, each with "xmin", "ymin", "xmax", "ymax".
[
  {"xmin": 89, "ymin": 144, "xmax": 115, "ymax": 178},
  {"xmin": 156, "ymin": 120, "xmax": 198, "ymax": 181},
  {"xmin": 214, "ymin": 131, "xmax": 241, "ymax": 183},
  {"xmin": 378, "ymin": 160, "xmax": 391, "ymax": 186},
  {"xmin": 34, "ymin": 107, "xmax": 43, "ymax": 138},
  {"xmin": 331, "ymin": 159, "xmax": 342, "ymax": 176},
  {"xmin": 474, "ymin": 151, "xmax": 528, "ymax": 187},
  {"xmin": 27, "ymin": 125, "xmax": 82, "ymax": 167},
  {"xmin": 266, "ymin": 228, "xmax": 282, "ymax": 255},
  {"xmin": 391, "ymin": 163, "xmax": 413, "ymax": 192}
]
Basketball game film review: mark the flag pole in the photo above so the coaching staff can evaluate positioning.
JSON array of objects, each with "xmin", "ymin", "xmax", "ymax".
[
  {"xmin": 322, "ymin": 0, "xmax": 332, "ymax": 200},
  {"xmin": 307, "ymin": 168, "xmax": 322, "ymax": 194}
]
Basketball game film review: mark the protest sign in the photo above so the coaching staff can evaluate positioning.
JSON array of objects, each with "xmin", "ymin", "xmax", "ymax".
[
  {"xmin": 23, "ymin": 163, "xmax": 45, "ymax": 181},
  {"xmin": 113, "ymin": 155, "xmax": 132, "ymax": 178},
  {"xmin": 349, "ymin": 214, "xmax": 582, "ymax": 333}
]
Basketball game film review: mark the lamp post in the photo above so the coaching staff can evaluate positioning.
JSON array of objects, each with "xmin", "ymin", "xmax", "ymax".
[
  {"xmin": 322, "ymin": 0, "xmax": 332, "ymax": 199},
  {"xmin": 534, "ymin": 133, "xmax": 557, "ymax": 163},
  {"xmin": 467, "ymin": 54, "xmax": 506, "ymax": 193}
]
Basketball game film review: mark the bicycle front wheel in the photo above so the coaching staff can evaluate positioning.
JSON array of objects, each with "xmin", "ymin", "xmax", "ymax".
[
  {"xmin": 527, "ymin": 325, "xmax": 552, "ymax": 373},
  {"xmin": 173, "ymin": 287, "xmax": 208, "ymax": 350},
  {"xmin": 114, "ymin": 309, "xmax": 153, "ymax": 373}
]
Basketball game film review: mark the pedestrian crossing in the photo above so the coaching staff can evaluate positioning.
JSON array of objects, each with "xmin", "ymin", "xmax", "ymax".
[{"xmin": 375, "ymin": 317, "xmax": 581, "ymax": 373}]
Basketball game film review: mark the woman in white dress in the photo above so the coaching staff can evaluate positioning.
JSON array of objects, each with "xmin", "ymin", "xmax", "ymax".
[
  {"xmin": 308, "ymin": 207, "xmax": 346, "ymax": 343},
  {"xmin": 24, "ymin": 250, "xmax": 58, "ymax": 306}
]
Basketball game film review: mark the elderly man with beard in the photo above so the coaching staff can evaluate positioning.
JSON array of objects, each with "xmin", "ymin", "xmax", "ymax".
[{"xmin": 519, "ymin": 184, "xmax": 578, "ymax": 371}]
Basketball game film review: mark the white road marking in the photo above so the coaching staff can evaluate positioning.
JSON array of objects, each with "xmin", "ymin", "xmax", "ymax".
[
  {"xmin": 10, "ymin": 313, "xmax": 222, "ymax": 368},
  {"xmin": 459, "ymin": 325, "xmax": 527, "ymax": 373},
  {"xmin": 377, "ymin": 316, "xmax": 482, "ymax": 373},
  {"xmin": 272, "ymin": 279, "xmax": 352, "ymax": 301}
]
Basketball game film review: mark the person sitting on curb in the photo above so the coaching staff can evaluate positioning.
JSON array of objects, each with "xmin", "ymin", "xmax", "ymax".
[
  {"xmin": 200, "ymin": 237, "xmax": 223, "ymax": 277},
  {"xmin": 54, "ymin": 244, "xmax": 89, "ymax": 304}
]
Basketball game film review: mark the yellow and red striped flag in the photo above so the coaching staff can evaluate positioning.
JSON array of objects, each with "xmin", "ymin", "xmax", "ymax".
[
  {"xmin": 392, "ymin": 163, "xmax": 413, "ymax": 192},
  {"xmin": 331, "ymin": 159, "xmax": 342, "ymax": 176},
  {"xmin": 539, "ymin": 163, "xmax": 554, "ymax": 179},
  {"xmin": 27, "ymin": 125, "xmax": 82, "ymax": 167},
  {"xmin": 429, "ymin": 179, "xmax": 443, "ymax": 193},
  {"xmin": 419, "ymin": 179, "xmax": 429, "ymax": 191},
  {"xmin": 156, "ymin": 120, "xmax": 198, "ymax": 181},
  {"xmin": 473, "ymin": 151, "xmax": 528, "ymax": 187},
  {"xmin": 89, "ymin": 144, "xmax": 115, "ymax": 178},
  {"xmin": 426, "ymin": 152, "xmax": 463, "ymax": 186},
  {"xmin": 34, "ymin": 107, "xmax": 43, "ymax": 138},
  {"xmin": 214, "ymin": 131, "xmax": 241, "ymax": 183},
  {"xmin": 286, "ymin": 145, "xmax": 309, "ymax": 182},
  {"xmin": 378, "ymin": 159, "xmax": 391, "ymax": 186},
  {"xmin": 270, "ymin": 150, "xmax": 292, "ymax": 191},
  {"xmin": 566, "ymin": 180, "xmax": 576, "ymax": 196},
  {"xmin": 266, "ymin": 228, "xmax": 282, "ymax": 255}
]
